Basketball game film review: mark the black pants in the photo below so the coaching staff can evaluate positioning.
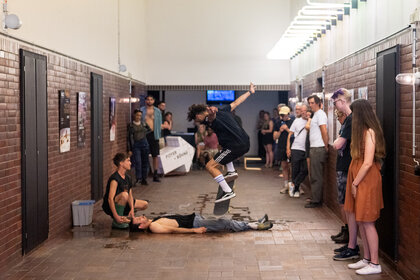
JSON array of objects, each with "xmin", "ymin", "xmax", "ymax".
[{"xmin": 291, "ymin": 150, "xmax": 308, "ymax": 192}]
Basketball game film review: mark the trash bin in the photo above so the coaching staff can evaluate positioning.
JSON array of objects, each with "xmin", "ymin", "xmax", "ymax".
[{"xmin": 72, "ymin": 200, "xmax": 95, "ymax": 226}]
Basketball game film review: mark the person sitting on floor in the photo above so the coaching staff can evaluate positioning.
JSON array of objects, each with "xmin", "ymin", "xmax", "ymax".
[
  {"xmin": 130, "ymin": 213, "xmax": 273, "ymax": 233},
  {"xmin": 102, "ymin": 153, "xmax": 149, "ymax": 229}
]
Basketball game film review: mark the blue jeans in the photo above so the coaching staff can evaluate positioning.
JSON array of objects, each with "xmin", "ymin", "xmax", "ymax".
[
  {"xmin": 193, "ymin": 214, "xmax": 250, "ymax": 232},
  {"xmin": 132, "ymin": 138, "xmax": 149, "ymax": 181}
]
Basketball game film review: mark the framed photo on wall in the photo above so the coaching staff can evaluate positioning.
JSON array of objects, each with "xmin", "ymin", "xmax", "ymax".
[
  {"xmin": 358, "ymin": 87, "xmax": 368, "ymax": 100},
  {"xmin": 109, "ymin": 97, "xmax": 116, "ymax": 141}
]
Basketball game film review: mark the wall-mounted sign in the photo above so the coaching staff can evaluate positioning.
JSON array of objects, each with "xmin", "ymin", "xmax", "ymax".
[
  {"xmin": 109, "ymin": 97, "xmax": 116, "ymax": 141},
  {"xmin": 77, "ymin": 92, "xmax": 87, "ymax": 147},
  {"xmin": 59, "ymin": 90, "xmax": 71, "ymax": 153}
]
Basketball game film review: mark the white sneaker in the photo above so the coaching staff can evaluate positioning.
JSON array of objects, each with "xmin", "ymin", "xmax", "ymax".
[
  {"xmin": 348, "ymin": 259, "xmax": 369, "ymax": 269},
  {"xmin": 288, "ymin": 182, "xmax": 294, "ymax": 197},
  {"xmin": 356, "ymin": 264, "xmax": 382, "ymax": 275},
  {"xmin": 280, "ymin": 186, "xmax": 288, "ymax": 194},
  {"xmin": 215, "ymin": 191, "xmax": 236, "ymax": 203},
  {"xmin": 293, "ymin": 191, "xmax": 300, "ymax": 198},
  {"xmin": 224, "ymin": 171, "xmax": 238, "ymax": 182}
]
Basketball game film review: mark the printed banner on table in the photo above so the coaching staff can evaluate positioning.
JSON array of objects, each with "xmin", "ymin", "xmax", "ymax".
[
  {"xmin": 109, "ymin": 97, "xmax": 116, "ymax": 141},
  {"xmin": 77, "ymin": 92, "xmax": 87, "ymax": 147},
  {"xmin": 59, "ymin": 90, "xmax": 71, "ymax": 153}
]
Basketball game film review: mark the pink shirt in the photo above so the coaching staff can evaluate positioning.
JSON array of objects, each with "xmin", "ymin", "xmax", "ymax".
[{"xmin": 204, "ymin": 133, "xmax": 219, "ymax": 149}]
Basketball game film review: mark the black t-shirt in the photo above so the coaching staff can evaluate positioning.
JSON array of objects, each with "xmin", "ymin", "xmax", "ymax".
[
  {"xmin": 102, "ymin": 171, "xmax": 132, "ymax": 215},
  {"xmin": 275, "ymin": 118, "xmax": 294, "ymax": 150},
  {"xmin": 336, "ymin": 114, "xmax": 352, "ymax": 171},
  {"xmin": 152, "ymin": 213, "xmax": 196, "ymax": 229},
  {"xmin": 207, "ymin": 105, "xmax": 249, "ymax": 148}
]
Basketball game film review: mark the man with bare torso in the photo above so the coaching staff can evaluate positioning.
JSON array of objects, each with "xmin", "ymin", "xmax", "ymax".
[
  {"xmin": 141, "ymin": 95, "xmax": 162, "ymax": 182},
  {"xmin": 131, "ymin": 213, "xmax": 272, "ymax": 233}
]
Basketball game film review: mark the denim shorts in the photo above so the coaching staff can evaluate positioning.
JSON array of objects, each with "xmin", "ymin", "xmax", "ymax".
[{"xmin": 336, "ymin": 171, "xmax": 348, "ymax": 205}]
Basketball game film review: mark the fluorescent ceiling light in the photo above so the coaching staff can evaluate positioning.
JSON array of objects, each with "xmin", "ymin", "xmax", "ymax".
[{"xmin": 301, "ymin": 9, "xmax": 344, "ymax": 15}]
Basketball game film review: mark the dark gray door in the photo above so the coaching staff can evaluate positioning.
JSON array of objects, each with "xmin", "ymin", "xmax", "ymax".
[
  {"xmin": 20, "ymin": 49, "xmax": 48, "ymax": 254},
  {"xmin": 376, "ymin": 46, "xmax": 400, "ymax": 262},
  {"xmin": 91, "ymin": 73, "xmax": 103, "ymax": 201}
]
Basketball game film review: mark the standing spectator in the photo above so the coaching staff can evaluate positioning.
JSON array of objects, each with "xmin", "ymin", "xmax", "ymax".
[
  {"xmin": 162, "ymin": 112, "xmax": 173, "ymax": 138},
  {"xmin": 194, "ymin": 124, "xmax": 207, "ymax": 169},
  {"xmin": 345, "ymin": 99, "xmax": 385, "ymax": 275},
  {"xmin": 286, "ymin": 104, "xmax": 309, "ymax": 197},
  {"xmin": 157, "ymin": 101, "xmax": 166, "ymax": 115},
  {"xmin": 140, "ymin": 95, "xmax": 162, "ymax": 182},
  {"xmin": 274, "ymin": 106, "xmax": 294, "ymax": 193},
  {"xmin": 261, "ymin": 112, "xmax": 273, "ymax": 168},
  {"xmin": 305, "ymin": 95, "xmax": 328, "ymax": 208},
  {"xmin": 257, "ymin": 110, "xmax": 266, "ymax": 159},
  {"xmin": 331, "ymin": 89, "xmax": 359, "ymax": 262},
  {"xmin": 272, "ymin": 108, "xmax": 281, "ymax": 165},
  {"xmin": 261, "ymin": 112, "xmax": 274, "ymax": 168},
  {"xmin": 127, "ymin": 109, "xmax": 150, "ymax": 185}
]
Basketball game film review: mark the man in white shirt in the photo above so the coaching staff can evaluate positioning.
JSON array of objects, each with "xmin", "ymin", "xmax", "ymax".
[
  {"xmin": 286, "ymin": 104, "xmax": 309, "ymax": 198},
  {"xmin": 305, "ymin": 95, "xmax": 328, "ymax": 208}
]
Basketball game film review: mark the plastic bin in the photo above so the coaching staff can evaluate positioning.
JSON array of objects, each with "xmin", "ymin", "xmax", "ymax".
[{"xmin": 72, "ymin": 200, "xmax": 95, "ymax": 226}]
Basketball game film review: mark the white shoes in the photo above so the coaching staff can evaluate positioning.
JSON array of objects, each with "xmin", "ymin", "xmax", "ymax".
[
  {"xmin": 348, "ymin": 259, "xmax": 369, "ymax": 269},
  {"xmin": 280, "ymin": 186, "xmax": 288, "ymax": 194},
  {"xmin": 293, "ymin": 191, "xmax": 300, "ymax": 198},
  {"xmin": 353, "ymin": 263, "xmax": 382, "ymax": 275}
]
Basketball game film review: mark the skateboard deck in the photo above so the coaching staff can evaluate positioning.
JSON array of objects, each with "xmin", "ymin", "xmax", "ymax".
[{"xmin": 213, "ymin": 180, "xmax": 235, "ymax": 215}]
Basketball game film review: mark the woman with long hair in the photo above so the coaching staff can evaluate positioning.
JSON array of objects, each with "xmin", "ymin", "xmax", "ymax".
[
  {"xmin": 344, "ymin": 99, "xmax": 385, "ymax": 275},
  {"xmin": 261, "ymin": 111, "xmax": 274, "ymax": 167}
]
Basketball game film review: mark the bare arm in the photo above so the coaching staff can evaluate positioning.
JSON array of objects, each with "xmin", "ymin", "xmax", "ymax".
[
  {"xmin": 230, "ymin": 83, "xmax": 256, "ymax": 111},
  {"xmin": 286, "ymin": 131, "xmax": 293, "ymax": 158},
  {"xmin": 127, "ymin": 189, "xmax": 135, "ymax": 218},
  {"xmin": 262, "ymin": 120, "xmax": 273, "ymax": 134},
  {"xmin": 305, "ymin": 118, "xmax": 311, "ymax": 130},
  {"xmin": 333, "ymin": 137, "xmax": 347, "ymax": 150},
  {"xmin": 149, "ymin": 223, "xmax": 207, "ymax": 234},
  {"xmin": 319, "ymin": 124, "xmax": 329, "ymax": 151},
  {"xmin": 351, "ymin": 129, "xmax": 376, "ymax": 197}
]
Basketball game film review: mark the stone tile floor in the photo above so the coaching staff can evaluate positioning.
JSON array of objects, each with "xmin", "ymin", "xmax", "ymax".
[{"xmin": 1, "ymin": 168, "xmax": 404, "ymax": 280}]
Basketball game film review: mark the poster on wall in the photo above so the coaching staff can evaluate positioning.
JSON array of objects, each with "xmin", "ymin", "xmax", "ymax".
[
  {"xmin": 59, "ymin": 90, "xmax": 71, "ymax": 153},
  {"xmin": 109, "ymin": 97, "xmax": 116, "ymax": 141},
  {"xmin": 358, "ymin": 87, "xmax": 368, "ymax": 100},
  {"xmin": 77, "ymin": 92, "xmax": 87, "ymax": 147},
  {"xmin": 349, "ymin": 89, "xmax": 355, "ymax": 102}
]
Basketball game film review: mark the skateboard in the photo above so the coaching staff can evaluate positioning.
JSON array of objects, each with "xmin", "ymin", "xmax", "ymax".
[{"xmin": 213, "ymin": 180, "xmax": 235, "ymax": 215}]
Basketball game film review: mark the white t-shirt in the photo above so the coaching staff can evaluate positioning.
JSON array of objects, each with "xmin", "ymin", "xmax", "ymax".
[
  {"xmin": 309, "ymin": 109, "xmax": 328, "ymax": 147},
  {"xmin": 289, "ymin": 117, "xmax": 308, "ymax": 152}
]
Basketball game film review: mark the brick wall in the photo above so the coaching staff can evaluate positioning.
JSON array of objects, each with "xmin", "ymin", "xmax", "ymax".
[
  {"xmin": 0, "ymin": 36, "xmax": 146, "ymax": 272},
  {"xmin": 291, "ymin": 27, "xmax": 420, "ymax": 280}
]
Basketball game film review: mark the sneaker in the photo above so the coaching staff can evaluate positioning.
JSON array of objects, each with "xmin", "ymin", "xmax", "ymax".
[
  {"xmin": 288, "ymin": 182, "xmax": 294, "ymax": 197},
  {"xmin": 215, "ymin": 191, "xmax": 236, "ymax": 203},
  {"xmin": 304, "ymin": 202, "xmax": 322, "ymax": 208},
  {"xmin": 334, "ymin": 244, "xmax": 358, "ymax": 253},
  {"xmin": 224, "ymin": 171, "xmax": 238, "ymax": 182},
  {"xmin": 348, "ymin": 259, "xmax": 370, "ymax": 269},
  {"xmin": 141, "ymin": 179, "xmax": 148, "ymax": 186},
  {"xmin": 356, "ymin": 264, "xmax": 382, "ymax": 275},
  {"xmin": 258, "ymin": 214, "xmax": 269, "ymax": 223},
  {"xmin": 257, "ymin": 221, "xmax": 273, "ymax": 230},
  {"xmin": 334, "ymin": 228, "xmax": 349, "ymax": 244},
  {"xmin": 153, "ymin": 175, "xmax": 160, "ymax": 182},
  {"xmin": 280, "ymin": 186, "xmax": 288, "ymax": 194},
  {"xmin": 293, "ymin": 191, "xmax": 300, "ymax": 198},
  {"xmin": 333, "ymin": 247, "xmax": 360, "ymax": 261}
]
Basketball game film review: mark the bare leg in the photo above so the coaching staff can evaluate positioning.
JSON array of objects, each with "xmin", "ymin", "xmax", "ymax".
[
  {"xmin": 267, "ymin": 144, "xmax": 273, "ymax": 167},
  {"xmin": 357, "ymin": 222, "xmax": 371, "ymax": 261},
  {"xmin": 153, "ymin": 156, "xmax": 159, "ymax": 172},
  {"xmin": 114, "ymin": 191, "xmax": 129, "ymax": 205},
  {"xmin": 134, "ymin": 199, "xmax": 148, "ymax": 210},
  {"xmin": 264, "ymin": 145, "xmax": 269, "ymax": 166},
  {"xmin": 363, "ymin": 222, "xmax": 379, "ymax": 264},
  {"xmin": 281, "ymin": 161, "xmax": 290, "ymax": 181},
  {"xmin": 347, "ymin": 211, "xmax": 358, "ymax": 249}
]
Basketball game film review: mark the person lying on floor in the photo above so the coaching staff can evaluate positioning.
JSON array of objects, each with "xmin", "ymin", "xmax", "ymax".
[{"xmin": 130, "ymin": 213, "xmax": 273, "ymax": 233}]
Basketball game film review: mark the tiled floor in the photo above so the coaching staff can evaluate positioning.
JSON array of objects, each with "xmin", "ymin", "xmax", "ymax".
[{"xmin": 2, "ymin": 168, "xmax": 404, "ymax": 280}]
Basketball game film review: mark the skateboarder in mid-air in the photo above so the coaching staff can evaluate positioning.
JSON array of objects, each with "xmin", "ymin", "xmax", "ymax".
[{"xmin": 187, "ymin": 83, "xmax": 255, "ymax": 203}]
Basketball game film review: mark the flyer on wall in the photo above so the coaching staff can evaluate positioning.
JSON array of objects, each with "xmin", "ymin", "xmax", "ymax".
[
  {"xmin": 59, "ymin": 90, "xmax": 71, "ymax": 153},
  {"xmin": 109, "ymin": 97, "xmax": 116, "ymax": 141},
  {"xmin": 77, "ymin": 92, "xmax": 87, "ymax": 147}
]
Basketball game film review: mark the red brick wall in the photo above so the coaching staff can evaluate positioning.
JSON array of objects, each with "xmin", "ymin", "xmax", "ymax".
[
  {"xmin": 292, "ymin": 28, "xmax": 420, "ymax": 280},
  {"xmin": 0, "ymin": 37, "xmax": 146, "ymax": 272}
]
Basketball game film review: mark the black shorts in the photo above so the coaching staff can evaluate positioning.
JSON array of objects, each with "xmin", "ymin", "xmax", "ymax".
[
  {"xmin": 146, "ymin": 132, "xmax": 160, "ymax": 157},
  {"xmin": 278, "ymin": 149, "xmax": 288, "ymax": 162},
  {"xmin": 213, "ymin": 144, "xmax": 249, "ymax": 165}
]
